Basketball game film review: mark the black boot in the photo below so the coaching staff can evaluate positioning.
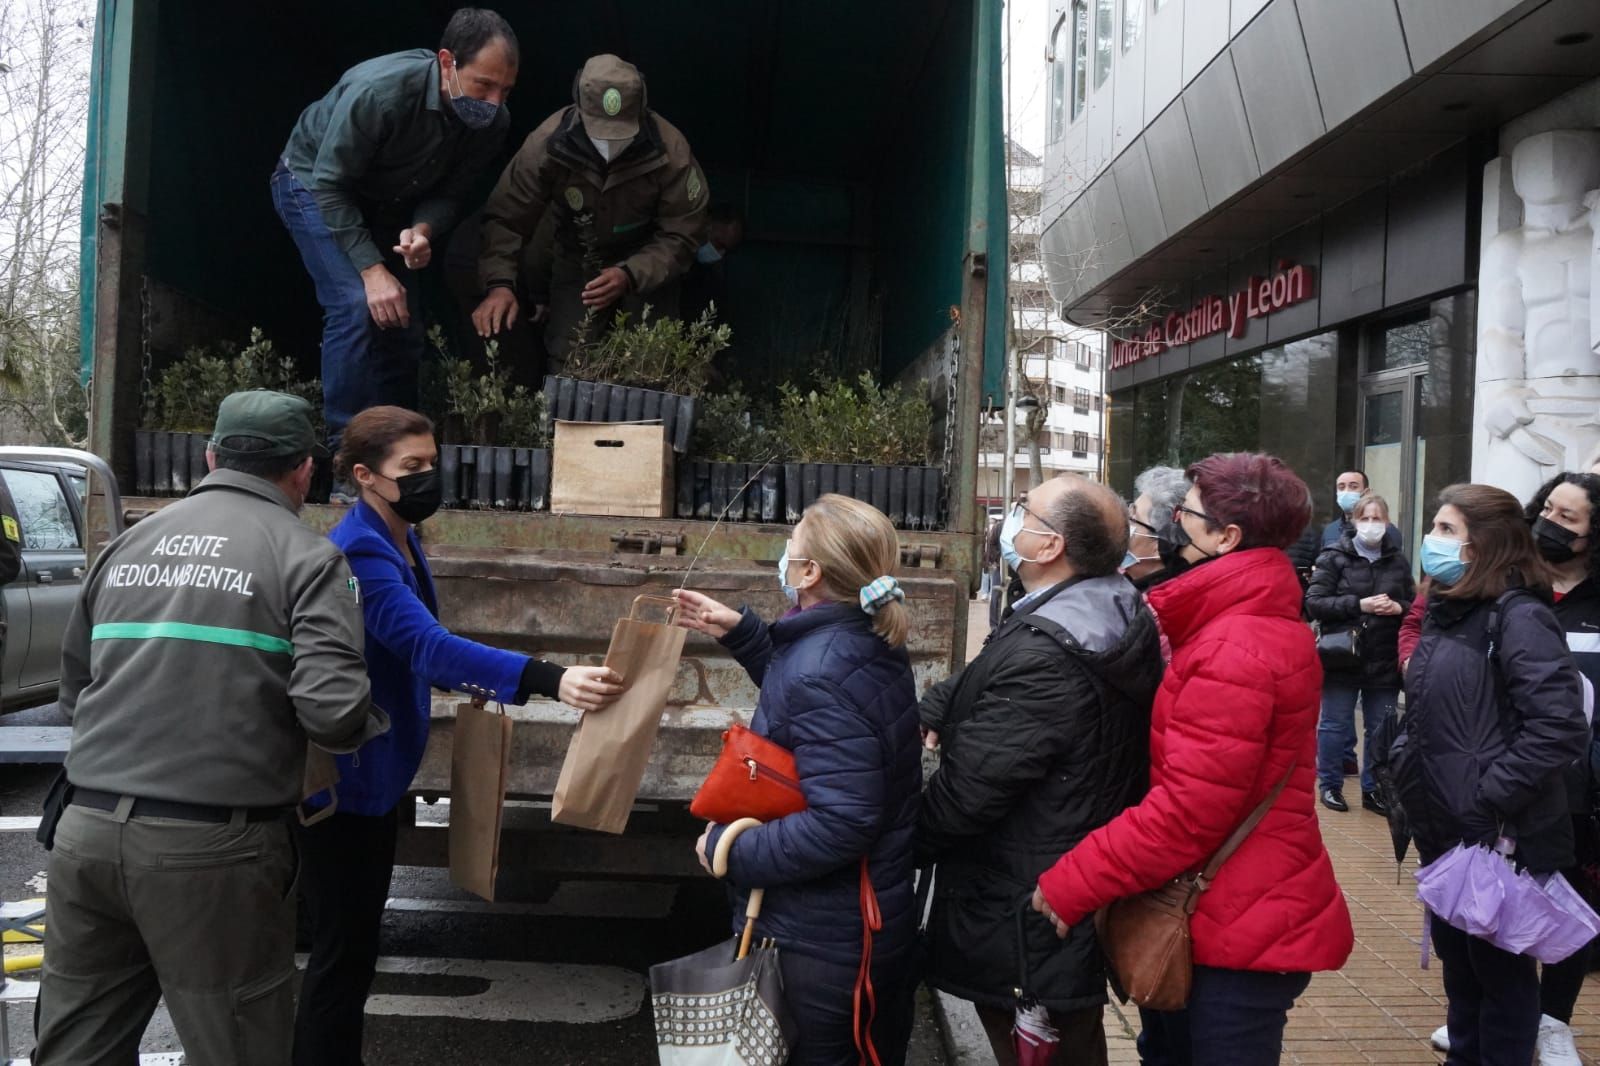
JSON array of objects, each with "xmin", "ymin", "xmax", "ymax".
[{"xmin": 1361, "ymin": 790, "xmax": 1388, "ymax": 816}]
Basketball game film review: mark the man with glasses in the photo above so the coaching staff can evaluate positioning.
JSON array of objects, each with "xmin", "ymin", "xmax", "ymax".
[{"xmin": 915, "ymin": 475, "xmax": 1162, "ymax": 1066}]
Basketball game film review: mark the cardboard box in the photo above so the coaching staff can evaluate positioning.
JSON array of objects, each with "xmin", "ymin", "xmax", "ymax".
[{"xmin": 551, "ymin": 421, "xmax": 674, "ymax": 517}]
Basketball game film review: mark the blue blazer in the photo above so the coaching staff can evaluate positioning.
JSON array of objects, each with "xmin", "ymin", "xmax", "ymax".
[{"xmin": 324, "ymin": 500, "xmax": 528, "ymax": 815}]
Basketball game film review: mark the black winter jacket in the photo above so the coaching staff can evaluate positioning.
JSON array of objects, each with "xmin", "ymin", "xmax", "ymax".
[
  {"xmin": 1304, "ymin": 534, "xmax": 1415, "ymax": 688},
  {"xmin": 915, "ymin": 575, "xmax": 1162, "ymax": 1012},
  {"xmin": 707, "ymin": 602, "xmax": 923, "ymax": 967},
  {"xmin": 1396, "ymin": 588, "xmax": 1588, "ymax": 872},
  {"xmin": 1552, "ymin": 579, "xmax": 1600, "ymax": 818}
]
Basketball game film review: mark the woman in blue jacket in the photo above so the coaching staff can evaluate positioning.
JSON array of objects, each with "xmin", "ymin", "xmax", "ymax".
[
  {"xmin": 294, "ymin": 405, "xmax": 622, "ymax": 1065},
  {"xmin": 674, "ymin": 494, "xmax": 923, "ymax": 1066}
]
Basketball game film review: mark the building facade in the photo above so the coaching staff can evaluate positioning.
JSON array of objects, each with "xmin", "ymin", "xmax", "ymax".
[
  {"xmin": 979, "ymin": 140, "xmax": 1108, "ymax": 507},
  {"xmin": 1041, "ymin": 0, "xmax": 1600, "ymax": 557}
]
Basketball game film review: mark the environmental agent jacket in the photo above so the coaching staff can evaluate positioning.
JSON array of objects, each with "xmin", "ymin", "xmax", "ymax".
[
  {"xmin": 1396, "ymin": 587, "xmax": 1588, "ymax": 873},
  {"xmin": 477, "ymin": 105, "xmax": 709, "ymax": 300},
  {"xmin": 915, "ymin": 575, "xmax": 1162, "ymax": 1014}
]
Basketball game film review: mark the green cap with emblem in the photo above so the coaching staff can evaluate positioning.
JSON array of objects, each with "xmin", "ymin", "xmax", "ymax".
[
  {"xmin": 209, "ymin": 390, "xmax": 328, "ymax": 460},
  {"xmin": 576, "ymin": 53, "xmax": 643, "ymax": 140}
]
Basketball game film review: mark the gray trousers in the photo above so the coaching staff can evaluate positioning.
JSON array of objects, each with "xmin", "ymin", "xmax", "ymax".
[{"xmin": 34, "ymin": 803, "xmax": 299, "ymax": 1066}]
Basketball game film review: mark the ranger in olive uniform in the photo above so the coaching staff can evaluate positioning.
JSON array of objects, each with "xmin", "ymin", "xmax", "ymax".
[
  {"xmin": 35, "ymin": 391, "xmax": 388, "ymax": 1066},
  {"xmin": 472, "ymin": 53, "xmax": 710, "ymax": 362}
]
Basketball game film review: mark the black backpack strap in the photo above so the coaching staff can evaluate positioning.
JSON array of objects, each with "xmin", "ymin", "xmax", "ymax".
[{"xmin": 1485, "ymin": 587, "xmax": 1537, "ymax": 661}]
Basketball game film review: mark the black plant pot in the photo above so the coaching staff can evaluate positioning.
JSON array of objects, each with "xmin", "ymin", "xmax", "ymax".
[
  {"xmin": 440, "ymin": 444, "xmax": 550, "ymax": 512},
  {"xmin": 135, "ymin": 429, "xmax": 213, "ymax": 498},
  {"xmin": 783, "ymin": 462, "xmax": 944, "ymax": 530},
  {"xmin": 675, "ymin": 460, "xmax": 782, "ymax": 524},
  {"xmin": 544, "ymin": 375, "xmax": 698, "ymax": 454}
]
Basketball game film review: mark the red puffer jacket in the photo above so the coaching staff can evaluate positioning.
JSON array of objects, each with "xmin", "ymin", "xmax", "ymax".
[{"xmin": 1037, "ymin": 548, "xmax": 1354, "ymax": 973}]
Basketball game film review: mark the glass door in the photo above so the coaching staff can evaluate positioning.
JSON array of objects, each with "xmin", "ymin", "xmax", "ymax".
[{"xmin": 1361, "ymin": 374, "xmax": 1427, "ymax": 564}]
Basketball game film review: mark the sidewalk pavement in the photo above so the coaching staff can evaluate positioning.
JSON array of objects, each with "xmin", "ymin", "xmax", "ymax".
[{"xmin": 960, "ymin": 600, "xmax": 1600, "ymax": 1065}]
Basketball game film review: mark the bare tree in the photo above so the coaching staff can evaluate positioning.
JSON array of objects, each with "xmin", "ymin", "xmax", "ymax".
[{"xmin": 0, "ymin": 0, "xmax": 94, "ymax": 446}]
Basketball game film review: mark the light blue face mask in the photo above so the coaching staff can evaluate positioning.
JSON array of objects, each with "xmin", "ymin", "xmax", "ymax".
[
  {"xmin": 1000, "ymin": 503, "xmax": 1056, "ymax": 570},
  {"xmin": 448, "ymin": 64, "xmax": 500, "ymax": 130},
  {"xmin": 777, "ymin": 543, "xmax": 810, "ymax": 605},
  {"xmin": 1421, "ymin": 534, "xmax": 1469, "ymax": 585},
  {"xmin": 697, "ymin": 243, "xmax": 724, "ymax": 265},
  {"xmin": 1336, "ymin": 490, "xmax": 1362, "ymax": 514}
]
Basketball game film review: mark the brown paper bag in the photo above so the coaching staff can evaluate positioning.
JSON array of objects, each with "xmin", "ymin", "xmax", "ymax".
[
  {"xmin": 297, "ymin": 744, "xmax": 341, "ymax": 827},
  {"xmin": 551, "ymin": 595, "xmax": 687, "ymax": 834},
  {"xmin": 449, "ymin": 700, "xmax": 513, "ymax": 901}
]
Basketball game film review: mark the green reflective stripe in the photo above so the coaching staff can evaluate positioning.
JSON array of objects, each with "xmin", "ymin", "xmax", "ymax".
[
  {"xmin": 611, "ymin": 219, "xmax": 649, "ymax": 234},
  {"xmin": 91, "ymin": 622, "xmax": 293, "ymax": 655}
]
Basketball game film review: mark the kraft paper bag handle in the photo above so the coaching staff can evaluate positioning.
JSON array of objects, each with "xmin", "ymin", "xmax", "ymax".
[{"xmin": 628, "ymin": 594, "xmax": 679, "ymax": 623}]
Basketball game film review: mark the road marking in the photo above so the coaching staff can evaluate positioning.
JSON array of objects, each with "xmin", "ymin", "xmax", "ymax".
[
  {"xmin": 0, "ymin": 818, "xmax": 40, "ymax": 833},
  {"xmin": 293, "ymin": 954, "xmax": 645, "ymax": 1024}
]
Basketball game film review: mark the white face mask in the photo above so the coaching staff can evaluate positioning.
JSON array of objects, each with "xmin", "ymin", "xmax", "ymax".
[{"xmin": 1355, "ymin": 521, "xmax": 1385, "ymax": 547}]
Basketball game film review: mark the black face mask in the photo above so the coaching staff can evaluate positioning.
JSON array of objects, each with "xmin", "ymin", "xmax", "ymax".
[
  {"xmin": 379, "ymin": 468, "xmax": 442, "ymax": 525},
  {"xmin": 1157, "ymin": 520, "xmax": 1217, "ymax": 577},
  {"xmin": 1533, "ymin": 516, "xmax": 1583, "ymax": 564}
]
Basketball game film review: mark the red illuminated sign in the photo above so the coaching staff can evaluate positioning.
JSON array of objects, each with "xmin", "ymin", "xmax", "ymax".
[{"xmin": 1110, "ymin": 261, "xmax": 1316, "ymax": 369}]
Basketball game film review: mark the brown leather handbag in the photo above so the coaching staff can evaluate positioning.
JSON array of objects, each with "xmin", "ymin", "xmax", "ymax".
[{"xmin": 1094, "ymin": 762, "xmax": 1296, "ymax": 1012}]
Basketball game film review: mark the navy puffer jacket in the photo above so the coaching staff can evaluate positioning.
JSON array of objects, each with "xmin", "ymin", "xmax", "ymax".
[{"xmin": 705, "ymin": 602, "xmax": 922, "ymax": 967}]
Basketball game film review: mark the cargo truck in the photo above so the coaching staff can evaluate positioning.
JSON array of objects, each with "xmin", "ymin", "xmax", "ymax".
[{"xmin": 79, "ymin": 0, "xmax": 1008, "ymax": 883}]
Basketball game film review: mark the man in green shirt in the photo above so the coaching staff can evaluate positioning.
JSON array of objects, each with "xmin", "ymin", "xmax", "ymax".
[{"xmin": 272, "ymin": 8, "xmax": 517, "ymax": 453}]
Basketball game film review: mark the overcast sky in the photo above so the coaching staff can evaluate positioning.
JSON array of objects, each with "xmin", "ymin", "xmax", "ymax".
[{"xmin": 1005, "ymin": 0, "xmax": 1052, "ymax": 156}]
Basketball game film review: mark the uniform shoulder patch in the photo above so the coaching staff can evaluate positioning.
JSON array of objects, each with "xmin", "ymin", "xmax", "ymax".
[
  {"xmin": 565, "ymin": 186, "xmax": 585, "ymax": 211},
  {"xmin": 686, "ymin": 168, "xmax": 704, "ymax": 203},
  {"xmin": 1, "ymin": 516, "xmax": 17, "ymax": 543}
]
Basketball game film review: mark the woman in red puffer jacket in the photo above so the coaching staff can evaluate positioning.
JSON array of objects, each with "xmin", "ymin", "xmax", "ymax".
[{"xmin": 1034, "ymin": 452, "xmax": 1354, "ymax": 1066}]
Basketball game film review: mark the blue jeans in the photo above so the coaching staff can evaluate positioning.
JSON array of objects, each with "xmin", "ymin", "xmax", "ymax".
[
  {"xmin": 270, "ymin": 162, "xmax": 422, "ymax": 450},
  {"xmin": 1136, "ymin": 966, "xmax": 1311, "ymax": 1066},
  {"xmin": 1316, "ymin": 681, "xmax": 1397, "ymax": 793}
]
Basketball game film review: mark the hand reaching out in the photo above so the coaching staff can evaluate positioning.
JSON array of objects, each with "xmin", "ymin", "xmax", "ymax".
[{"xmin": 673, "ymin": 588, "xmax": 741, "ymax": 639}]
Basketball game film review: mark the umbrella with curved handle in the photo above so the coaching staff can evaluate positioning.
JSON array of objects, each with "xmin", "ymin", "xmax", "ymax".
[{"xmin": 713, "ymin": 816, "xmax": 765, "ymax": 961}]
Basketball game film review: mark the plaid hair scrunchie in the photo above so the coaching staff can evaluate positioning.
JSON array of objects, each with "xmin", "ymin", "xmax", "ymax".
[{"xmin": 859, "ymin": 576, "xmax": 905, "ymax": 615}]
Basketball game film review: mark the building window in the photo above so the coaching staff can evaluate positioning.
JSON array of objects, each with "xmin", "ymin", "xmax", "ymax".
[
  {"xmin": 1368, "ymin": 313, "xmax": 1432, "ymax": 374},
  {"xmin": 1095, "ymin": 0, "xmax": 1114, "ymax": 88},
  {"xmin": 1073, "ymin": 430, "xmax": 1090, "ymax": 456},
  {"xmin": 1071, "ymin": 1, "xmax": 1089, "ymax": 122},
  {"xmin": 1049, "ymin": 15, "xmax": 1068, "ymax": 142},
  {"xmin": 1122, "ymin": 0, "xmax": 1144, "ymax": 52},
  {"xmin": 1074, "ymin": 342, "xmax": 1091, "ymax": 369},
  {"xmin": 1074, "ymin": 387, "xmax": 1091, "ymax": 413}
]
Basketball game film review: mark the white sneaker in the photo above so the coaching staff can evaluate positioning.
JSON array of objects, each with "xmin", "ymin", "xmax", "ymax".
[
  {"xmin": 1430, "ymin": 1024, "xmax": 1449, "ymax": 1052},
  {"xmin": 1538, "ymin": 1014, "xmax": 1581, "ymax": 1066}
]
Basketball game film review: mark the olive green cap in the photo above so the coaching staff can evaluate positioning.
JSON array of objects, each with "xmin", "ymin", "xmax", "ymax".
[{"xmin": 209, "ymin": 390, "xmax": 327, "ymax": 460}]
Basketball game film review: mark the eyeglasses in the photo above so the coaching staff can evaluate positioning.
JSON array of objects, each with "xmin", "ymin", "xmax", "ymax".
[
  {"xmin": 1129, "ymin": 516, "xmax": 1158, "ymax": 537},
  {"xmin": 1174, "ymin": 504, "xmax": 1216, "ymax": 527},
  {"xmin": 1012, "ymin": 500, "xmax": 1063, "ymax": 538}
]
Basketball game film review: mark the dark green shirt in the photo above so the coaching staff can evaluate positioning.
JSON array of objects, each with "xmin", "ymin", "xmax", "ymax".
[{"xmin": 282, "ymin": 49, "xmax": 508, "ymax": 272}]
